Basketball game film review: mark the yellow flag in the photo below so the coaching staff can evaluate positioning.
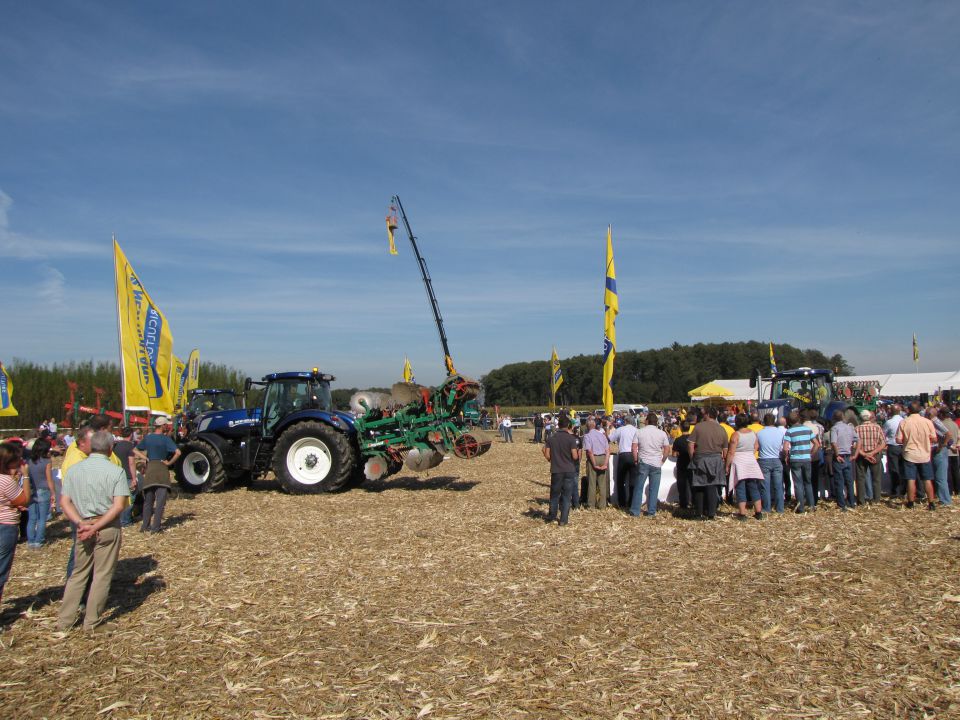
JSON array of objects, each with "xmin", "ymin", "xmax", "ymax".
[
  {"xmin": 403, "ymin": 356, "xmax": 414, "ymax": 383},
  {"xmin": 551, "ymin": 347, "xmax": 564, "ymax": 406},
  {"xmin": 0, "ymin": 361, "xmax": 18, "ymax": 417},
  {"xmin": 114, "ymin": 238, "xmax": 175, "ymax": 414},
  {"xmin": 602, "ymin": 226, "xmax": 618, "ymax": 415},
  {"xmin": 186, "ymin": 348, "xmax": 200, "ymax": 392},
  {"xmin": 913, "ymin": 333, "xmax": 919, "ymax": 364},
  {"xmin": 170, "ymin": 355, "xmax": 187, "ymax": 411}
]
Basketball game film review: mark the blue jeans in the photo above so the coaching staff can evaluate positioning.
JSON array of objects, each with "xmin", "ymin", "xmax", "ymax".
[
  {"xmin": 735, "ymin": 479, "xmax": 762, "ymax": 503},
  {"xmin": 120, "ymin": 476, "xmax": 139, "ymax": 526},
  {"xmin": 833, "ymin": 456, "xmax": 855, "ymax": 508},
  {"xmin": 758, "ymin": 458, "xmax": 782, "ymax": 513},
  {"xmin": 790, "ymin": 461, "xmax": 814, "ymax": 511},
  {"xmin": 933, "ymin": 449, "xmax": 952, "ymax": 505},
  {"xmin": 26, "ymin": 489, "xmax": 52, "ymax": 546},
  {"xmin": 0, "ymin": 522, "xmax": 19, "ymax": 596},
  {"xmin": 548, "ymin": 471, "xmax": 577, "ymax": 524},
  {"xmin": 630, "ymin": 462, "xmax": 662, "ymax": 516}
]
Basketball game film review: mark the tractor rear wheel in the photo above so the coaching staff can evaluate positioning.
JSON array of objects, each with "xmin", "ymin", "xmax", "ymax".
[
  {"xmin": 175, "ymin": 440, "xmax": 227, "ymax": 493},
  {"xmin": 272, "ymin": 421, "xmax": 356, "ymax": 494}
]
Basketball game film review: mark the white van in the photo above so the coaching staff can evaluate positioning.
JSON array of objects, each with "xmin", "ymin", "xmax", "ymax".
[{"xmin": 611, "ymin": 403, "xmax": 648, "ymax": 415}]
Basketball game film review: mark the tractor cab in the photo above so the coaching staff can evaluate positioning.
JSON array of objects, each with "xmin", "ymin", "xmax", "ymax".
[
  {"xmin": 257, "ymin": 370, "xmax": 334, "ymax": 436},
  {"xmin": 758, "ymin": 368, "xmax": 840, "ymax": 422},
  {"xmin": 185, "ymin": 389, "xmax": 240, "ymax": 418}
]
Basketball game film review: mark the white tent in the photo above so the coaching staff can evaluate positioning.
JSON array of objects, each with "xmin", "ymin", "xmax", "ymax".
[
  {"xmin": 694, "ymin": 378, "xmax": 771, "ymax": 402},
  {"xmin": 876, "ymin": 372, "xmax": 957, "ymax": 397}
]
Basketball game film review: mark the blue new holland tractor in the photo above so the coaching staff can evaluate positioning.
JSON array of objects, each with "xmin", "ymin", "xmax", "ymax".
[{"xmin": 174, "ymin": 368, "xmax": 490, "ymax": 494}]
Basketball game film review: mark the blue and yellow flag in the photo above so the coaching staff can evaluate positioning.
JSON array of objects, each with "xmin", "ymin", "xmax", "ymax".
[
  {"xmin": 603, "ymin": 225, "xmax": 618, "ymax": 415},
  {"xmin": 186, "ymin": 348, "xmax": 200, "ymax": 393},
  {"xmin": 403, "ymin": 356, "xmax": 415, "ymax": 383},
  {"xmin": 769, "ymin": 342, "xmax": 777, "ymax": 375},
  {"xmin": 551, "ymin": 346, "xmax": 564, "ymax": 406},
  {"xmin": 913, "ymin": 333, "xmax": 919, "ymax": 364},
  {"xmin": 114, "ymin": 238, "xmax": 175, "ymax": 414},
  {"xmin": 0, "ymin": 361, "xmax": 18, "ymax": 417},
  {"xmin": 170, "ymin": 355, "xmax": 187, "ymax": 411}
]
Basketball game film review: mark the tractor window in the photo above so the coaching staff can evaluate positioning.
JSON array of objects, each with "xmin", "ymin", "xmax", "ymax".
[
  {"xmin": 213, "ymin": 393, "xmax": 238, "ymax": 411},
  {"xmin": 263, "ymin": 380, "xmax": 310, "ymax": 434}
]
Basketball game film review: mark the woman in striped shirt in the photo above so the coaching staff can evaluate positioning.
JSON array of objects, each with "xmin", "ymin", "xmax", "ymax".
[{"xmin": 0, "ymin": 442, "xmax": 30, "ymax": 605}]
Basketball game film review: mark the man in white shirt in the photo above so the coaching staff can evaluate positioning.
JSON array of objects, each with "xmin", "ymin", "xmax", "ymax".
[
  {"xmin": 631, "ymin": 414, "xmax": 671, "ymax": 517},
  {"xmin": 883, "ymin": 405, "xmax": 905, "ymax": 497}
]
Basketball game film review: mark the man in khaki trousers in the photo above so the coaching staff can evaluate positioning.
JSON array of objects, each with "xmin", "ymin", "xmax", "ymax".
[{"xmin": 58, "ymin": 430, "xmax": 130, "ymax": 632}]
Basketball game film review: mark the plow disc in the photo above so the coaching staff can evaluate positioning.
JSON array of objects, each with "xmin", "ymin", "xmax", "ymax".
[{"xmin": 452, "ymin": 432, "xmax": 492, "ymax": 459}]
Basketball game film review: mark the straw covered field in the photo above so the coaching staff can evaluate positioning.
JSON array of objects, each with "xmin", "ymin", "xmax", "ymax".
[{"xmin": 2, "ymin": 431, "xmax": 959, "ymax": 719}]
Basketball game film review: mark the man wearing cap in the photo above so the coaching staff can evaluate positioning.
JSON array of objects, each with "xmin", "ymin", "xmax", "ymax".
[
  {"xmin": 854, "ymin": 410, "xmax": 886, "ymax": 505},
  {"xmin": 133, "ymin": 418, "xmax": 180, "ymax": 534}
]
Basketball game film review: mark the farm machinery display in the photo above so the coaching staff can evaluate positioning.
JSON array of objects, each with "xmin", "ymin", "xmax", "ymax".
[
  {"xmin": 174, "ymin": 368, "xmax": 490, "ymax": 494},
  {"xmin": 756, "ymin": 367, "xmax": 857, "ymax": 422}
]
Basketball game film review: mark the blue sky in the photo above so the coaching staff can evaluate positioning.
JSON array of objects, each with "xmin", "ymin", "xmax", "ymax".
[{"xmin": 2, "ymin": 1, "xmax": 958, "ymax": 390}]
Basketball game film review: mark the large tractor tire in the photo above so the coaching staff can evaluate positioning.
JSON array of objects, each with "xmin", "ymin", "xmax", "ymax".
[
  {"xmin": 175, "ymin": 440, "xmax": 227, "ymax": 493},
  {"xmin": 272, "ymin": 421, "xmax": 356, "ymax": 494}
]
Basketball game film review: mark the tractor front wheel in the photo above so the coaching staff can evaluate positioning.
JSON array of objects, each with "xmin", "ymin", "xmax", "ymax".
[
  {"xmin": 272, "ymin": 421, "xmax": 356, "ymax": 494},
  {"xmin": 174, "ymin": 440, "xmax": 227, "ymax": 493}
]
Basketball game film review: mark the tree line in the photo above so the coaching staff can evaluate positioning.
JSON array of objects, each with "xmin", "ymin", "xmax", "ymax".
[
  {"xmin": 480, "ymin": 341, "xmax": 853, "ymax": 407},
  {"xmin": 0, "ymin": 359, "xmax": 248, "ymax": 430}
]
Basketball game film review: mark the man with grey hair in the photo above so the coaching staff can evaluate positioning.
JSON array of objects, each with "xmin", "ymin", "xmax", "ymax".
[
  {"xmin": 57, "ymin": 430, "xmax": 130, "ymax": 632},
  {"xmin": 581, "ymin": 417, "xmax": 609, "ymax": 509}
]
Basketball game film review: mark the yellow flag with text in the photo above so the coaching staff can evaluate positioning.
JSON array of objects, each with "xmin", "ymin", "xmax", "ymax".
[
  {"xmin": 186, "ymin": 348, "xmax": 200, "ymax": 393},
  {"xmin": 0, "ymin": 361, "xmax": 18, "ymax": 417},
  {"xmin": 170, "ymin": 355, "xmax": 187, "ymax": 411},
  {"xmin": 602, "ymin": 226, "xmax": 618, "ymax": 415},
  {"xmin": 114, "ymin": 239, "xmax": 175, "ymax": 414},
  {"xmin": 551, "ymin": 346, "xmax": 564, "ymax": 403}
]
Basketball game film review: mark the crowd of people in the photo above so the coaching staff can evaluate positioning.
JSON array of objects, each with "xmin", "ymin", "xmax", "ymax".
[
  {"xmin": 538, "ymin": 400, "xmax": 960, "ymax": 525},
  {"xmin": 0, "ymin": 414, "xmax": 180, "ymax": 630}
]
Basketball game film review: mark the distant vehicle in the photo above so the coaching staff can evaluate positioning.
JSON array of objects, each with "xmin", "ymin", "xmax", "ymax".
[{"xmin": 611, "ymin": 403, "xmax": 648, "ymax": 415}]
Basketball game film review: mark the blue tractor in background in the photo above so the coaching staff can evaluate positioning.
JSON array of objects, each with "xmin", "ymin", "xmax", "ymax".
[
  {"xmin": 756, "ymin": 367, "xmax": 851, "ymax": 423},
  {"xmin": 174, "ymin": 368, "xmax": 490, "ymax": 494}
]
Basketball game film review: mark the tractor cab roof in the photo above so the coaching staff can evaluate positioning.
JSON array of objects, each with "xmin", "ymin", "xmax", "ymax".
[
  {"xmin": 772, "ymin": 367, "xmax": 833, "ymax": 379},
  {"xmin": 262, "ymin": 369, "xmax": 336, "ymax": 383}
]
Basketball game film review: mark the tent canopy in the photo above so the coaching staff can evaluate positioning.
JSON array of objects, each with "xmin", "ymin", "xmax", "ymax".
[{"xmin": 688, "ymin": 381, "xmax": 734, "ymax": 399}]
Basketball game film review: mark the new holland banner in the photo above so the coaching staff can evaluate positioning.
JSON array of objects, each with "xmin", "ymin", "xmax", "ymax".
[
  {"xmin": 0, "ymin": 361, "xmax": 18, "ymax": 417},
  {"xmin": 171, "ymin": 355, "xmax": 187, "ymax": 411},
  {"xmin": 114, "ymin": 239, "xmax": 175, "ymax": 414},
  {"xmin": 551, "ymin": 347, "xmax": 564, "ymax": 406},
  {"xmin": 186, "ymin": 348, "xmax": 200, "ymax": 393}
]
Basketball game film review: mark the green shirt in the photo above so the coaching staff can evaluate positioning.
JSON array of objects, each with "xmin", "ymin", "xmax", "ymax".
[{"xmin": 62, "ymin": 454, "xmax": 130, "ymax": 519}]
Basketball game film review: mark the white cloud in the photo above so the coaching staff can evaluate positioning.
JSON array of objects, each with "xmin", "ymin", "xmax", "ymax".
[
  {"xmin": 37, "ymin": 265, "xmax": 67, "ymax": 308},
  {"xmin": 0, "ymin": 189, "xmax": 102, "ymax": 259}
]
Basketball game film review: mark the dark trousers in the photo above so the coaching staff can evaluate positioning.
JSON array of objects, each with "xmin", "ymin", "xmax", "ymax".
[
  {"xmin": 533, "ymin": 426, "xmax": 543, "ymax": 443},
  {"xmin": 810, "ymin": 458, "xmax": 823, "ymax": 504},
  {"xmin": 676, "ymin": 468, "xmax": 692, "ymax": 509},
  {"xmin": 855, "ymin": 456, "xmax": 884, "ymax": 503},
  {"xmin": 692, "ymin": 485, "xmax": 720, "ymax": 519},
  {"xmin": 886, "ymin": 446, "xmax": 905, "ymax": 496},
  {"xmin": 616, "ymin": 453, "xmax": 638, "ymax": 509},
  {"xmin": 141, "ymin": 487, "xmax": 169, "ymax": 532},
  {"xmin": 948, "ymin": 454, "xmax": 960, "ymax": 495},
  {"xmin": 547, "ymin": 472, "xmax": 577, "ymax": 524}
]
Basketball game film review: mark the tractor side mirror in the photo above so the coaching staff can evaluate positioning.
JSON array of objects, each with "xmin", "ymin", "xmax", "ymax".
[{"xmin": 244, "ymin": 377, "xmax": 253, "ymax": 392}]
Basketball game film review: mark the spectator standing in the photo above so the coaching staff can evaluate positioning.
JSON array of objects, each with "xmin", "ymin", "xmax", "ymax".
[
  {"xmin": 134, "ymin": 418, "xmax": 181, "ymax": 534},
  {"xmin": 726, "ymin": 414, "xmax": 764, "ymax": 521},
  {"xmin": 784, "ymin": 412, "xmax": 821, "ymax": 513},
  {"xmin": 928, "ymin": 408, "xmax": 953, "ymax": 506},
  {"xmin": 940, "ymin": 408, "xmax": 960, "ymax": 496},
  {"xmin": 501, "ymin": 415, "xmax": 513, "ymax": 443},
  {"xmin": 581, "ymin": 418, "xmax": 609, "ymax": 510},
  {"xmin": 0, "ymin": 443, "xmax": 29, "ymax": 605},
  {"xmin": 896, "ymin": 401, "xmax": 937, "ymax": 510},
  {"xmin": 687, "ymin": 407, "xmax": 728, "ymax": 520},
  {"xmin": 830, "ymin": 410, "xmax": 858, "ymax": 511},
  {"xmin": 672, "ymin": 421, "xmax": 693, "ymax": 511},
  {"xmin": 542, "ymin": 414, "xmax": 581, "ymax": 525},
  {"xmin": 25, "ymin": 438, "xmax": 56, "ymax": 548},
  {"xmin": 883, "ymin": 406, "xmax": 905, "ymax": 497},
  {"xmin": 803, "ymin": 410, "xmax": 826, "ymax": 506},
  {"xmin": 609, "ymin": 416, "xmax": 640, "ymax": 510},
  {"xmin": 757, "ymin": 415, "xmax": 786, "ymax": 513},
  {"xmin": 631, "ymin": 414, "xmax": 671, "ymax": 518},
  {"xmin": 533, "ymin": 413, "xmax": 544, "ymax": 444},
  {"xmin": 854, "ymin": 411, "xmax": 887, "ymax": 505},
  {"xmin": 57, "ymin": 430, "xmax": 130, "ymax": 632},
  {"xmin": 112, "ymin": 428, "xmax": 140, "ymax": 527}
]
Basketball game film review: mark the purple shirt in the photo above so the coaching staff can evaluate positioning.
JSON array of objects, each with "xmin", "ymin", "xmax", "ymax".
[{"xmin": 582, "ymin": 428, "xmax": 609, "ymax": 456}]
